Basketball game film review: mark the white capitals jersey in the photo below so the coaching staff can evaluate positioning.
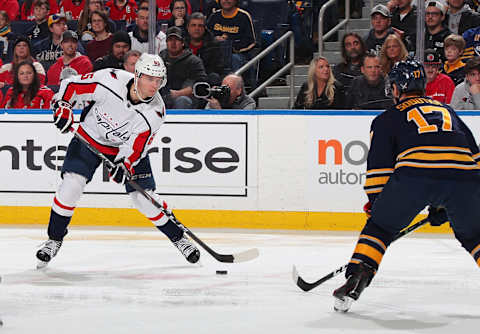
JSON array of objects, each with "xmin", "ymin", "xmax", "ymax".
[{"xmin": 55, "ymin": 68, "xmax": 166, "ymax": 167}]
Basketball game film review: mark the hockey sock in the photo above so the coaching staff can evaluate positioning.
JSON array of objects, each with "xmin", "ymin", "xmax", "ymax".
[
  {"xmin": 472, "ymin": 244, "xmax": 480, "ymax": 267},
  {"xmin": 156, "ymin": 219, "xmax": 184, "ymax": 242},
  {"xmin": 47, "ymin": 210, "xmax": 71, "ymax": 241},
  {"xmin": 347, "ymin": 221, "xmax": 394, "ymax": 279},
  {"xmin": 455, "ymin": 233, "xmax": 480, "ymax": 267}
]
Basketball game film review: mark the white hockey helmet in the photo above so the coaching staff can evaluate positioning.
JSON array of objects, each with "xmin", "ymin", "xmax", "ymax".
[{"xmin": 134, "ymin": 53, "xmax": 167, "ymax": 102}]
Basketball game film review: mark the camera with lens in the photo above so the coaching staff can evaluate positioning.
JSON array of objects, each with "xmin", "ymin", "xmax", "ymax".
[{"xmin": 193, "ymin": 82, "xmax": 231, "ymax": 105}]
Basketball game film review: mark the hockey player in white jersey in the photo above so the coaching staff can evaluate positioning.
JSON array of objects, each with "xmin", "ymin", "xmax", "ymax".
[{"xmin": 36, "ymin": 53, "xmax": 200, "ymax": 268}]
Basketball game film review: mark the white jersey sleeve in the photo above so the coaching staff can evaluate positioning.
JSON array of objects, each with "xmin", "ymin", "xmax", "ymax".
[{"xmin": 54, "ymin": 71, "xmax": 108, "ymax": 109}]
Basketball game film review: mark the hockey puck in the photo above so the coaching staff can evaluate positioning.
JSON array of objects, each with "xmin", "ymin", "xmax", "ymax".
[{"xmin": 216, "ymin": 270, "xmax": 228, "ymax": 275}]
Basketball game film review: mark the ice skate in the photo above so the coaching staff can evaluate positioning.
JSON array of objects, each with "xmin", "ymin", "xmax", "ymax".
[
  {"xmin": 173, "ymin": 235, "xmax": 200, "ymax": 263},
  {"xmin": 333, "ymin": 262, "xmax": 374, "ymax": 312},
  {"xmin": 36, "ymin": 239, "xmax": 63, "ymax": 269}
]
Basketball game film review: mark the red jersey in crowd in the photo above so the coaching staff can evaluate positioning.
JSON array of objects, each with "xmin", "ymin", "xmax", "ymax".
[
  {"xmin": 0, "ymin": 0, "xmax": 20, "ymax": 21},
  {"xmin": 156, "ymin": 0, "xmax": 192, "ymax": 20},
  {"xmin": 0, "ymin": 61, "xmax": 46, "ymax": 85},
  {"xmin": 1, "ymin": 85, "xmax": 54, "ymax": 109},
  {"xmin": 105, "ymin": 0, "xmax": 137, "ymax": 22},
  {"xmin": 47, "ymin": 54, "xmax": 93, "ymax": 85},
  {"xmin": 20, "ymin": 0, "xmax": 60, "ymax": 21},
  {"xmin": 426, "ymin": 73, "xmax": 456, "ymax": 104},
  {"xmin": 60, "ymin": 0, "xmax": 85, "ymax": 20}
]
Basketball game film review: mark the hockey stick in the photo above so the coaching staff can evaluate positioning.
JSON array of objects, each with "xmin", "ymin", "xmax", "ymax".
[
  {"xmin": 71, "ymin": 129, "xmax": 259, "ymax": 263},
  {"xmin": 292, "ymin": 217, "xmax": 430, "ymax": 292}
]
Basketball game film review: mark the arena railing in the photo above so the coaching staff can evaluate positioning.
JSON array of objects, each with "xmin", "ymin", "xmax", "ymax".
[
  {"xmin": 234, "ymin": 30, "xmax": 296, "ymax": 107},
  {"xmin": 318, "ymin": 0, "xmax": 351, "ymax": 56}
]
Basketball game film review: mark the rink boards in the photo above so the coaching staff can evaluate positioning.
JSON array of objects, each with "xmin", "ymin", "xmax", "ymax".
[{"xmin": 2, "ymin": 109, "xmax": 480, "ymax": 233}]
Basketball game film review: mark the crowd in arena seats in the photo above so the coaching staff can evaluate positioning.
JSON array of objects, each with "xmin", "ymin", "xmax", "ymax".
[
  {"xmin": 0, "ymin": 0, "xmax": 260, "ymax": 109},
  {"xmin": 293, "ymin": 0, "xmax": 480, "ymax": 110},
  {"xmin": 1, "ymin": 0, "xmax": 480, "ymax": 110}
]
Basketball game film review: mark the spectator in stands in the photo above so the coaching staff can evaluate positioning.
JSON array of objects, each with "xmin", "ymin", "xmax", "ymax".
[
  {"xmin": 462, "ymin": 26, "xmax": 480, "ymax": 60},
  {"xmin": 444, "ymin": 34, "xmax": 466, "ymax": 85},
  {"xmin": 294, "ymin": 56, "xmax": 345, "ymax": 110},
  {"xmin": 0, "ymin": 10, "xmax": 17, "ymax": 64},
  {"xmin": 128, "ymin": 7, "xmax": 166, "ymax": 54},
  {"xmin": 77, "ymin": 0, "xmax": 115, "ymax": 44},
  {"xmin": 186, "ymin": 12, "xmax": 224, "ymax": 86},
  {"xmin": 157, "ymin": 0, "xmax": 193, "ymax": 21},
  {"xmin": 85, "ymin": 10, "xmax": 113, "ymax": 62},
  {"xmin": 47, "ymin": 30, "xmax": 92, "ymax": 85},
  {"xmin": 205, "ymin": 73, "xmax": 255, "ymax": 109},
  {"xmin": 451, "ymin": 57, "xmax": 480, "ymax": 109},
  {"xmin": 446, "ymin": 0, "xmax": 480, "ymax": 35},
  {"xmin": 333, "ymin": 32, "xmax": 366, "ymax": 92},
  {"xmin": 93, "ymin": 30, "xmax": 130, "ymax": 70},
  {"xmin": 346, "ymin": 52, "xmax": 392, "ymax": 110},
  {"xmin": 0, "ymin": 36, "xmax": 46, "ymax": 86},
  {"xmin": 1, "ymin": 60, "xmax": 54, "ymax": 108},
  {"xmin": 123, "ymin": 49, "xmax": 140, "ymax": 73},
  {"xmin": 21, "ymin": 0, "xmax": 58, "ymax": 21},
  {"xmin": 425, "ymin": 0, "xmax": 451, "ymax": 62},
  {"xmin": 207, "ymin": 0, "xmax": 256, "ymax": 84},
  {"xmin": 365, "ymin": 4, "xmax": 395, "ymax": 55},
  {"xmin": 160, "ymin": 26, "xmax": 207, "ymax": 109},
  {"xmin": 27, "ymin": 0, "xmax": 51, "ymax": 44},
  {"xmin": 387, "ymin": 0, "xmax": 416, "ymax": 52},
  {"xmin": 168, "ymin": 0, "xmax": 189, "ymax": 36},
  {"xmin": 105, "ymin": 0, "xmax": 137, "ymax": 23},
  {"xmin": 0, "ymin": 0, "xmax": 19, "ymax": 21},
  {"xmin": 34, "ymin": 13, "xmax": 87, "ymax": 71},
  {"xmin": 60, "ymin": 0, "xmax": 85, "ymax": 20},
  {"xmin": 424, "ymin": 48, "xmax": 455, "ymax": 103},
  {"xmin": 379, "ymin": 33, "xmax": 408, "ymax": 76}
]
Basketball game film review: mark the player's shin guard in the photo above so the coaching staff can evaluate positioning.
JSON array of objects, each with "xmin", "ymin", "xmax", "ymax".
[
  {"xmin": 130, "ymin": 191, "xmax": 200, "ymax": 263},
  {"xmin": 37, "ymin": 173, "xmax": 86, "ymax": 268},
  {"xmin": 333, "ymin": 221, "xmax": 393, "ymax": 312}
]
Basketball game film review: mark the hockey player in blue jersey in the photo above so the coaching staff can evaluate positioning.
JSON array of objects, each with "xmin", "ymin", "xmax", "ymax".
[{"xmin": 333, "ymin": 59, "xmax": 480, "ymax": 312}]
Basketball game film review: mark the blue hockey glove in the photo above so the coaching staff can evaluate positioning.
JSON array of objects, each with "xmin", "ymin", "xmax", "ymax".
[
  {"xmin": 427, "ymin": 206, "xmax": 449, "ymax": 226},
  {"xmin": 53, "ymin": 100, "xmax": 73, "ymax": 133},
  {"xmin": 108, "ymin": 159, "xmax": 133, "ymax": 184}
]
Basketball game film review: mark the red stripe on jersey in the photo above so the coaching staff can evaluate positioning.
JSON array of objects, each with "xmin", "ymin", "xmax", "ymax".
[
  {"xmin": 77, "ymin": 126, "xmax": 119, "ymax": 156},
  {"xmin": 63, "ymin": 82, "xmax": 97, "ymax": 101},
  {"xmin": 149, "ymin": 212, "xmax": 165, "ymax": 221},
  {"xmin": 54, "ymin": 196, "xmax": 75, "ymax": 211},
  {"xmin": 128, "ymin": 130, "xmax": 151, "ymax": 165}
]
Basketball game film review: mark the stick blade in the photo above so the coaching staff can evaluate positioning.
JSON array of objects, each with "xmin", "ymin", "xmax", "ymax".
[
  {"xmin": 232, "ymin": 248, "xmax": 259, "ymax": 263},
  {"xmin": 292, "ymin": 265, "xmax": 316, "ymax": 292}
]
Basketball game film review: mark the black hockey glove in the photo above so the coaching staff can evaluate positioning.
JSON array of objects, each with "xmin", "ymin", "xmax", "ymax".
[
  {"xmin": 427, "ymin": 206, "xmax": 449, "ymax": 226},
  {"xmin": 108, "ymin": 158, "xmax": 133, "ymax": 184},
  {"xmin": 53, "ymin": 100, "xmax": 74, "ymax": 133}
]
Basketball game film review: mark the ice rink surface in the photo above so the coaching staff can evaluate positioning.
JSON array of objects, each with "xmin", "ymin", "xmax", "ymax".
[{"xmin": 0, "ymin": 226, "xmax": 479, "ymax": 333}]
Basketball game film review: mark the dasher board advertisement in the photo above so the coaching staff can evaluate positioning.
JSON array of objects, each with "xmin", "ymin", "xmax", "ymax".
[{"xmin": 0, "ymin": 118, "xmax": 255, "ymax": 197}]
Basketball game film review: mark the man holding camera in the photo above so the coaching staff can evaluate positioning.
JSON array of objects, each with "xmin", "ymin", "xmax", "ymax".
[{"xmin": 205, "ymin": 74, "xmax": 256, "ymax": 109}]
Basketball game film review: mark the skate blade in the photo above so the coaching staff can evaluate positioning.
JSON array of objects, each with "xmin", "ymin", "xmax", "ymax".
[
  {"xmin": 333, "ymin": 296, "xmax": 354, "ymax": 313},
  {"xmin": 36, "ymin": 260, "xmax": 49, "ymax": 270}
]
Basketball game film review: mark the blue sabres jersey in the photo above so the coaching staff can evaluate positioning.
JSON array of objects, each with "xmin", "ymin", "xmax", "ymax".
[
  {"xmin": 463, "ymin": 27, "xmax": 480, "ymax": 60},
  {"xmin": 364, "ymin": 97, "xmax": 480, "ymax": 201}
]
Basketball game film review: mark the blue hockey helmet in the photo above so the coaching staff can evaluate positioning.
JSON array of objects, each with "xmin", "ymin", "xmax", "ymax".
[{"xmin": 386, "ymin": 59, "xmax": 427, "ymax": 96}]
